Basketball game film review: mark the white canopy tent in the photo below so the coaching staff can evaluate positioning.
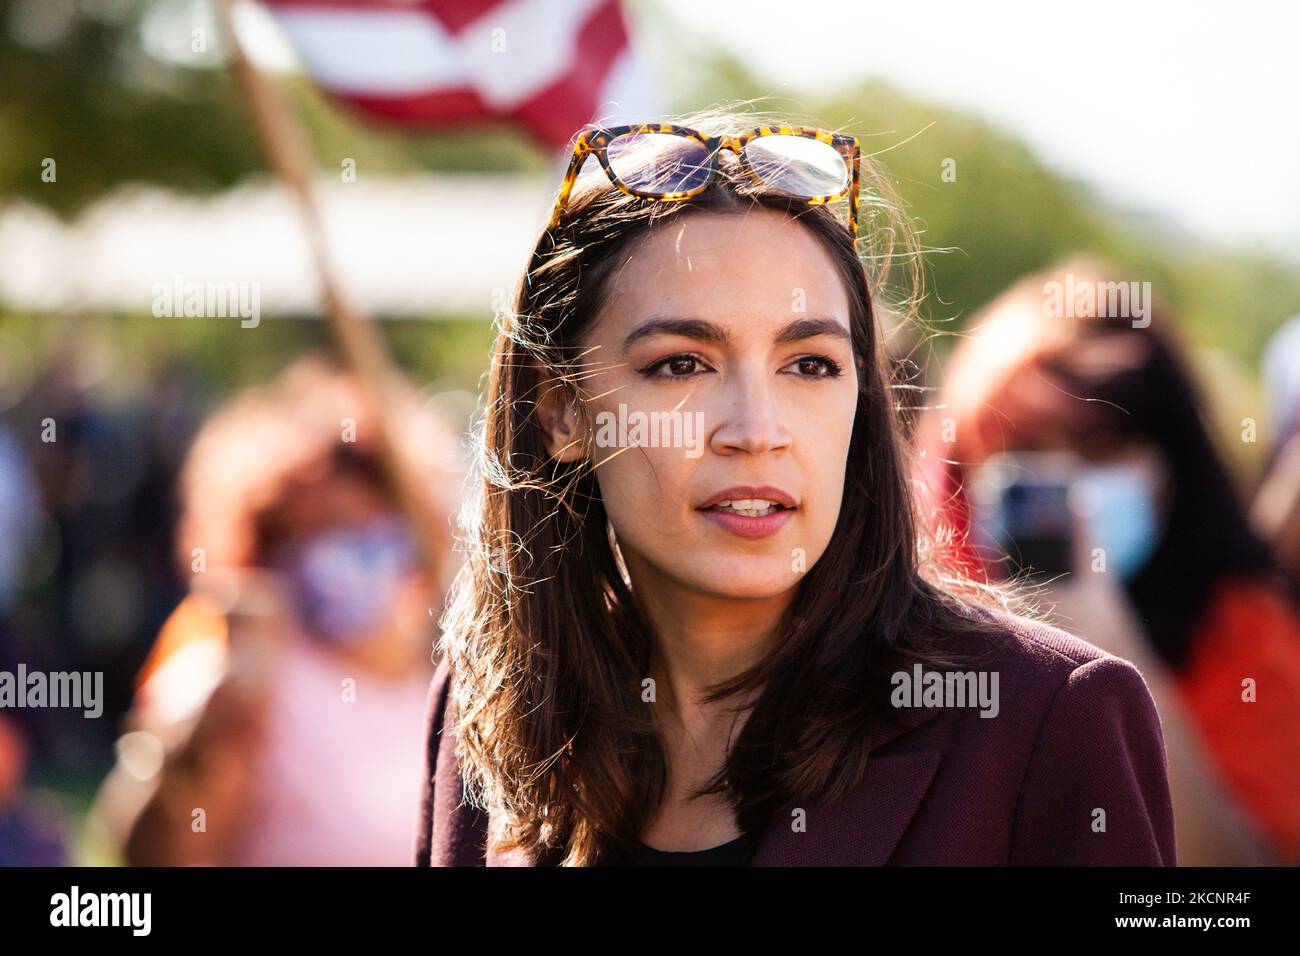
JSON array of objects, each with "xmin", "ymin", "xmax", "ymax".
[{"xmin": 0, "ymin": 173, "xmax": 558, "ymax": 319}]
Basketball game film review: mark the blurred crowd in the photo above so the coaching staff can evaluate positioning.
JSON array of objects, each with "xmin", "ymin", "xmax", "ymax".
[
  {"xmin": 0, "ymin": 349, "xmax": 467, "ymax": 865},
  {"xmin": 1, "ymin": 258, "xmax": 1298, "ymax": 867}
]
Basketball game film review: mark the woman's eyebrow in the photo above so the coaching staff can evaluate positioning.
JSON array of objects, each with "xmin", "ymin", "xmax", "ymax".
[
  {"xmin": 774, "ymin": 318, "xmax": 852, "ymax": 345},
  {"xmin": 621, "ymin": 316, "xmax": 850, "ymax": 352}
]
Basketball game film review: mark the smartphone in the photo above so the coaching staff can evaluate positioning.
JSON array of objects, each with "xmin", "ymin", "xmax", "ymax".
[{"xmin": 968, "ymin": 452, "xmax": 1076, "ymax": 581}]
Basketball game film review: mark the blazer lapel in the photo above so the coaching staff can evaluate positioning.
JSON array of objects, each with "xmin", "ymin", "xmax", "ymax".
[
  {"xmin": 481, "ymin": 708, "xmax": 944, "ymax": 866},
  {"xmin": 752, "ymin": 708, "xmax": 944, "ymax": 866}
]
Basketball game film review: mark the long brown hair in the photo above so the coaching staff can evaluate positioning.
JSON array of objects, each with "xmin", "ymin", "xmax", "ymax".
[{"xmin": 441, "ymin": 107, "xmax": 1020, "ymax": 865}]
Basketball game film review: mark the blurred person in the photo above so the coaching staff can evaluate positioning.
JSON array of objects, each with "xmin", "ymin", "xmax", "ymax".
[
  {"xmin": 0, "ymin": 641, "xmax": 70, "ymax": 868},
  {"xmin": 417, "ymin": 111, "xmax": 1174, "ymax": 867},
  {"xmin": 13, "ymin": 349, "xmax": 196, "ymax": 765},
  {"xmin": 0, "ymin": 423, "xmax": 69, "ymax": 865},
  {"xmin": 0, "ymin": 421, "xmax": 42, "ymax": 623},
  {"xmin": 0, "ymin": 711, "xmax": 68, "ymax": 867},
  {"xmin": 1251, "ymin": 313, "xmax": 1300, "ymax": 594},
  {"xmin": 914, "ymin": 260, "xmax": 1300, "ymax": 865},
  {"xmin": 92, "ymin": 355, "xmax": 464, "ymax": 866}
]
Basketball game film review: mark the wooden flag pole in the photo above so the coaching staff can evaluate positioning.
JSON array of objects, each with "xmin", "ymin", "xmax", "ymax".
[{"xmin": 214, "ymin": 0, "xmax": 450, "ymax": 582}]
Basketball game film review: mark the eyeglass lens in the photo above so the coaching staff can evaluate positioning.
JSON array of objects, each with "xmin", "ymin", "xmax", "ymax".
[{"xmin": 604, "ymin": 131, "xmax": 849, "ymax": 200}]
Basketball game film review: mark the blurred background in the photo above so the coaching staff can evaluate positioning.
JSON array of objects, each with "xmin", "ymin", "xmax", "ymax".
[{"xmin": 0, "ymin": 0, "xmax": 1296, "ymax": 867}]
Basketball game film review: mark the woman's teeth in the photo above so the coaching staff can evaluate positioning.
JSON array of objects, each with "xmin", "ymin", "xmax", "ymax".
[{"xmin": 711, "ymin": 499, "xmax": 782, "ymax": 517}]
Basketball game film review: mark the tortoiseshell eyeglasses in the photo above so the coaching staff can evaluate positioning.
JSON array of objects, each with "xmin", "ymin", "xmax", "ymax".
[{"xmin": 547, "ymin": 123, "xmax": 862, "ymax": 239}]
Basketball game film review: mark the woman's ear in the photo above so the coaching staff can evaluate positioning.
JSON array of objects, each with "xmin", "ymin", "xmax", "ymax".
[{"xmin": 534, "ymin": 375, "xmax": 588, "ymax": 463}]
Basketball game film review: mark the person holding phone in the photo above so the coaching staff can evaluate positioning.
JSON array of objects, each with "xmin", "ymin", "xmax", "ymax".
[
  {"xmin": 914, "ymin": 261, "xmax": 1300, "ymax": 865},
  {"xmin": 415, "ymin": 109, "xmax": 1176, "ymax": 867}
]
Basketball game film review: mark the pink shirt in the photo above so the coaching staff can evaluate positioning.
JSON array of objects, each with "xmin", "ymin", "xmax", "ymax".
[{"xmin": 230, "ymin": 639, "xmax": 432, "ymax": 867}]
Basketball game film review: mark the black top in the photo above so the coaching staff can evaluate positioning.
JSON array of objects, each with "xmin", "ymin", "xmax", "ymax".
[{"xmin": 630, "ymin": 833, "xmax": 759, "ymax": 867}]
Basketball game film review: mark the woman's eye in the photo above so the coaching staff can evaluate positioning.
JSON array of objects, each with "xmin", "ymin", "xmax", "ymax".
[
  {"xmin": 638, "ymin": 354, "xmax": 843, "ymax": 379},
  {"xmin": 784, "ymin": 355, "xmax": 844, "ymax": 378},
  {"xmin": 641, "ymin": 354, "xmax": 709, "ymax": 378}
]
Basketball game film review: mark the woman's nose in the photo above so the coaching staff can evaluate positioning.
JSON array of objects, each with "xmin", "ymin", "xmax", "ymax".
[{"xmin": 708, "ymin": 368, "xmax": 792, "ymax": 456}]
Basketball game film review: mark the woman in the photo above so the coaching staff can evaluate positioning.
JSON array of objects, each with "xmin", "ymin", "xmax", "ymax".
[
  {"xmin": 914, "ymin": 262, "xmax": 1300, "ymax": 864},
  {"xmin": 1252, "ymin": 313, "xmax": 1300, "ymax": 595},
  {"xmin": 94, "ymin": 356, "xmax": 464, "ymax": 866},
  {"xmin": 416, "ymin": 110, "xmax": 1176, "ymax": 866}
]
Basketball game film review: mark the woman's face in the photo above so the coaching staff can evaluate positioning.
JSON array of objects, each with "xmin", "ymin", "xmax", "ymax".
[
  {"xmin": 545, "ymin": 208, "xmax": 860, "ymax": 601},
  {"xmin": 262, "ymin": 470, "xmax": 429, "ymax": 662}
]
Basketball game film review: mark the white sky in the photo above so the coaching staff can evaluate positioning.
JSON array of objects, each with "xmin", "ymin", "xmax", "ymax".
[
  {"xmin": 229, "ymin": 0, "xmax": 1299, "ymax": 260},
  {"xmin": 651, "ymin": 0, "xmax": 1300, "ymax": 260}
]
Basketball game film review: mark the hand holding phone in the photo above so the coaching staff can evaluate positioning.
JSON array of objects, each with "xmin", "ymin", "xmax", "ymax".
[{"xmin": 969, "ymin": 451, "xmax": 1077, "ymax": 582}]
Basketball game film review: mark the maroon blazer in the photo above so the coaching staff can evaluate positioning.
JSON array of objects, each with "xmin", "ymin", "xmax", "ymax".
[{"xmin": 414, "ymin": 610, "xmax": 1176, "ymax": 865}]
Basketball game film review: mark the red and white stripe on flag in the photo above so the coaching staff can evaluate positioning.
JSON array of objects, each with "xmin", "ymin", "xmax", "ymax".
[{"xmin": 261, "ymin": 0, "xmax": 659, "ymax": 149}]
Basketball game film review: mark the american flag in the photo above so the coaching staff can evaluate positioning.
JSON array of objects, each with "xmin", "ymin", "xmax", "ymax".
[{"xmin": 261, "ymin": 0, "xmax": 660, "ymax": 149}]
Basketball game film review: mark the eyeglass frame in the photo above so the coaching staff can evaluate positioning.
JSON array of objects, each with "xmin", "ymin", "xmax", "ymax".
[{"xmin": 546, "ymin": 123, "xmax": 862, "ymax": 239}]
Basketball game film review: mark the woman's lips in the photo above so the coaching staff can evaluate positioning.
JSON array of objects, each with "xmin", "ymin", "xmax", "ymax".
[{"xmin": 696, "ymin": 506, "xmax": 794, "ymax": 539}]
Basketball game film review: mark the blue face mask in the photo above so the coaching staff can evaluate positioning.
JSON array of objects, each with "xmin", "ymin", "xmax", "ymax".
[
  {"xmin": 274, "ymin": 516, "xmax": 418, "ymax": 646},
  {"xmin": 1071, "ymin": 463, "xmax": 1163, "ymax": 581}
]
